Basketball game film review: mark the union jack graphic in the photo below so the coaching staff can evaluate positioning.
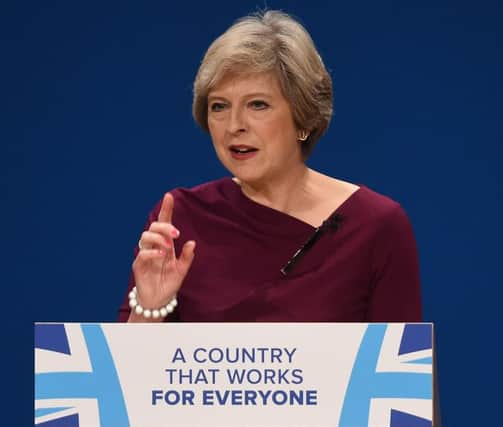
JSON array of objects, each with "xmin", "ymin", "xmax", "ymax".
[
  {"xmin": 35, "ymin": 323, "xmax": 129, "ymax": 426},
  {"xmin": 340, "ymin": 323, "xmax": 433, "ymax": 427}
]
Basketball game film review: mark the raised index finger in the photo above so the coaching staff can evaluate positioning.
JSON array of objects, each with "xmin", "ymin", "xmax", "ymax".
[{"xmin": 158, "ymin": 192, "xmax": 174, "ymax": 223}]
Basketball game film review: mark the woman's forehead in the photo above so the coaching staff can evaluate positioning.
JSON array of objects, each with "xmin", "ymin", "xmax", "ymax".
[{"xmin": 208, "ymin": 71, "xmax": 282, "ymax": 97}]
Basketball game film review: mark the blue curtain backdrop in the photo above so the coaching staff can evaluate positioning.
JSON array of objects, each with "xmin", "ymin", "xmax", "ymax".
[{"xmin": 4, "ymin": 0, "xmax": 502, "ymax": 425}]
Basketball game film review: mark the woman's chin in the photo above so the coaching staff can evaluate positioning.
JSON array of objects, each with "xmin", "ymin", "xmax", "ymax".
[
  {"xmin": 233, "ymin": 174, "xmax": 259, "ymax": 186},
  {"xmin": 230, "ymin": 171, "xmax": 267, "ymax": 188},
  {"xmin": 225, "ymin": 163, "xmax": 264, "ymax": 185}
]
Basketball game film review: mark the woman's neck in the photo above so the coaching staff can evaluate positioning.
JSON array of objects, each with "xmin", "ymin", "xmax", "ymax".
[{"xmin": 235, "ymin": 165, "xmax": 316, "ymax": 215}]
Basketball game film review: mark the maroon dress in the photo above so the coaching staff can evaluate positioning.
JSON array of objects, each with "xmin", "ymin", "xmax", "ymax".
[{"xmin": 118, "ymin": 177, "xmax": 422, "ymax": 322}]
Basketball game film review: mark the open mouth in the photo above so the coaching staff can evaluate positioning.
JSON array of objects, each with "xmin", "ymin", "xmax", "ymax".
[{"xmin": 230, "ymin": 145, "xmax": 258, "ymax": 154}]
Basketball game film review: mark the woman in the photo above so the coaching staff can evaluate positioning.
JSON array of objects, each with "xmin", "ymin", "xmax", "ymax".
[{"xmin": 118, "ymin": 10, "xmax": 421, "ymax": 323}]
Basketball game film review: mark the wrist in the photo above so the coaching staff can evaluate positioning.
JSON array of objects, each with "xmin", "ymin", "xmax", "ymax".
[{"xmin": 128, "ymin": 286, "xmax": 177, "ymax": 319}]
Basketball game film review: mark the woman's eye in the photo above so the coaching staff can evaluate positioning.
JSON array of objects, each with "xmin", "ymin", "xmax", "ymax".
[
  {"xmin": 249, "ymin": 100, "xmax": 269, "ymax": 110},
  {"xmin": 209, "ymin": 102, "xmax": 226, "ymax": 112}
]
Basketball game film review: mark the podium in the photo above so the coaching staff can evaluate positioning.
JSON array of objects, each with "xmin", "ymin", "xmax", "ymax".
[{"xmin": 35, "ymin": 323, "xmax": 434, "ymax": 426}]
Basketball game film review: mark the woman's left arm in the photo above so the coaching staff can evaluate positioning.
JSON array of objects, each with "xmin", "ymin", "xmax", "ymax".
[{"xmin": 367, "ymin": 203, "xmax": 422, "ymax": 322}]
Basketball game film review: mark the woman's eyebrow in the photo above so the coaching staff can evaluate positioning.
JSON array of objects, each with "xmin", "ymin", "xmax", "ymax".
[
  {"xmin": 208, "ymin": 92, "xmax": 273, "ymax": 101},
  {"xmin": 244, "ymin": 92, "xmax": 273, "ymax": 99},
  {"xmin": 207, "ymin": 95, "xmax": 227, "ymax": 102}
]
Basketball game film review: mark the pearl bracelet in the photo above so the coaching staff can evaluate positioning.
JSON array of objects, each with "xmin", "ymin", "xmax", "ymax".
[{"xmin": 128, "ymin": 286, "xmax": 177, "ymax": 319}]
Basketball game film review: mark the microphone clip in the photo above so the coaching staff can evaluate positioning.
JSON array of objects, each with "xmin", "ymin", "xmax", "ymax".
[{"xmin": 280, "ymin": 213, "xmax": 343, "ymax": 276}]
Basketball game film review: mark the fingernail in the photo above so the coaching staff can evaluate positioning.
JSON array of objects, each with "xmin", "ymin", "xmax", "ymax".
[{"xmin": 171, "ymin": 228, "xmax": 180, "ymax": 237}]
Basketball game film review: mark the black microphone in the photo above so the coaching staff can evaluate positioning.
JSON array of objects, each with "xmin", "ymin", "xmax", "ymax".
[{"xmin": 280, "ymin": 213, "xmax": 342, "ymax": 276}]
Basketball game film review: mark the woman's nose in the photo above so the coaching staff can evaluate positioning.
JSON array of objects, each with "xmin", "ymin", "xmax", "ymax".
[{"xmin": 227, "ymin": 106, "xmax": 247, "ymax": 134}]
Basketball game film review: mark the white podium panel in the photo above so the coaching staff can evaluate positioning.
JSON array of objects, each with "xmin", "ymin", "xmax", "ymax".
[{"xmin": 35, "ymin": 323, "xmax": 433, "ymax": 427}]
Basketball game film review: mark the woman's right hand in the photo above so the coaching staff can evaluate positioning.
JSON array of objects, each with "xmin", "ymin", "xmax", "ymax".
[{"xmin": 130, "ymin": 193, "xmax": 195, "ymax": 320}]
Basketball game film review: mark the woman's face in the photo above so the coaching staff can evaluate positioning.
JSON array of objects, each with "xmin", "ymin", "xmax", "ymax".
[{"xmin": 207, "ymin": 72, "xmax": 303, "ymax": 187}]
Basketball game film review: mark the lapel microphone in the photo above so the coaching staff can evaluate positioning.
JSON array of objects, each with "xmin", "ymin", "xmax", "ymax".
[{"xmin": 280, "ymin": 213, "xmax": 342, "ymax": 276}]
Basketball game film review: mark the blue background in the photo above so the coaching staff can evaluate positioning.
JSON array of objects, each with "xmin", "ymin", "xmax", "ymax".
[{"xmin": 4, "ymin": 0, "xmax": 502, "ymax": 425}]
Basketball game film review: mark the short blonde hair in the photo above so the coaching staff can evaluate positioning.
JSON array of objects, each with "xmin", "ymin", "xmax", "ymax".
[{"xmin": 192, "ymin": 10, "xmax": 333, "ymax": 159}]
